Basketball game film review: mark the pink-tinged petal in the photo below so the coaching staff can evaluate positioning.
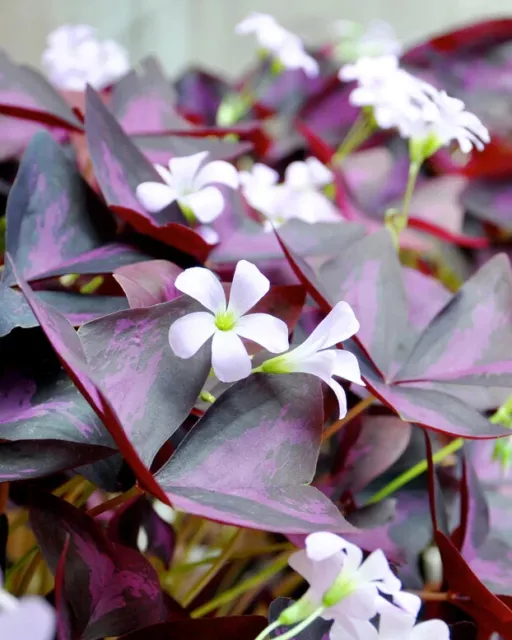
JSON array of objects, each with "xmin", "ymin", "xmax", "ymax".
[
  {"xmin": 327, "ymin": 378, "xmax": 348, "ymax": 418},
  {"xmin": 333, "ymin": 584, "xmax": 378, "ymax": 620},
  {"xmin": 169, "ymin": 151, "xmax": 209, "ymax": 183},
  {"xmin": 391, "ymin": 591, "xmax": 422, "ymax": 617},
  {"xmin": 342, "ymin": 539, "xmax": 364, "ymax": 573},
  {"xmin": 168, "ymin": 312, "xmax": 216, "ymax": 358},
  {"xmin": 180, "ymin": 186, "xmax": 225, "ymax": 223},
  {"xmin": 136, "ymin": 182, "xmax": 176, "ymax": 213},
  {"xmin": 410, "ymin": 620, "xmax": 451, "ymax": 640},
  {"xmin": 227, "ymin": 260, "xmax": 270, "ymax": 317},
  {"xmin": 235, "ymin": 313, "xmax": 289, "ymax": 353},
  {"xmin": 154, "ymin": 163, "xmax": 173, "ymax": 186},
  {"xmin": 305, "ymin": 157, "xmax": 334, "ymax": 187},
  {"xmin": 377, "ymin": 604, "xmax": 416, "ymax": 637},
  {"xmin": 301, "ymin": 301, "xmax": 360, "ymax": 353},
  {"xmin": 333, "ymin": 350, "xmax": 365, "ymax": 386},
  {"xmin": 240, "ymin": 163, "xmax": 279, "ymax": 188},
  {"xmin": 211, "ymin": 331, "xmax": 252, "ymax": 382},
  {"xmin": 194, "ymin": 160, "xmax": 239, "ymax": 190},
  {"xmin": 0, "ymin": 597, "xmax": 56, "ymax": 640},
  {"xmin": 174, "ymin": 267, "xmax": 226, "ymax": 314},
  {"xmin": 288, "ymin": 550, "xmax": 316, "ymax": 583},
  {"xmin": 306, "ymin": 531, "xmax": 346, "ymax": 561},
  {"xmin": 358, "ymin": 549, "xmax": 401, "ymax": 594},
  {"xmin": 196, "ymin": 225, "xmax": 220, "ymax": 245}
]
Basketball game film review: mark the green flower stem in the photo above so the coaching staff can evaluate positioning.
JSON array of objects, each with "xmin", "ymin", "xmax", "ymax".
[
  {"xmin": 400, "ymin": 161, "xmax": 421, "ymax": 226},
  {"xmin": 333, "ymin": 112, "xmax": 375, "ymax": 165},
  {"xmin": 190, "ymin": 552, "xmax": 291, "ymax": 618},
  {"xmin": 181, "ymin": 528, "xmax": 242, "ymax": 608},
  {"xmin": 366, "ymin": 438, "xmax": 464, "ymax": 505},
  {"xmin": 254, "ymin": 620, "xmax": 281, "ymax": 640},
  {"xmin": 274, "ymin": 607, "xmax": 325, "ymax": 640}
]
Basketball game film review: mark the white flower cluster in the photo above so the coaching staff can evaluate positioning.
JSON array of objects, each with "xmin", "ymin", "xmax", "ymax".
[
  {"xmin": 42, "ymin": 24, "xmax": 130, "ymax": 91},
  {"xmin": 339, "ymin": 54, "xmax": 490, "ymax": 156},
  {"xmin": 282, "ymin": 532, "xmax": 450, "ymax": 640},
  {"xmin": 240, "ymin": 157, "xmax": 340, "ymax": 230},
  {"xmin": 236, "ymin": 13, "xmax": 319, "ymax": 77},
  {"xmin": 332, "ymin": 19, "xmax": 402, "ymax": 62}
]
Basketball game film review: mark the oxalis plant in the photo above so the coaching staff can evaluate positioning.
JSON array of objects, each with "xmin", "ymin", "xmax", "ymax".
[{"xmin": 1, "ymin": 11, "xmax": 512, "ymax": 640}]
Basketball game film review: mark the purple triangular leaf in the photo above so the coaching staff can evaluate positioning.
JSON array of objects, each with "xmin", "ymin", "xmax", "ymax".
[{"xmin": 156, "ymin": 374, "xmax": 352, "ymax": 533}]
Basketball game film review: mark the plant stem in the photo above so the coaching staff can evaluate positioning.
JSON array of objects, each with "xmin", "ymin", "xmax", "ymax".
[
  {"xmin": 400, "ymin": 161, "xmax": 421, "ymax": 227},
  {"xmin": 190, "ymin": 552, "xmax": 291, "ymax": 618},
  {"xmin": 322, "ymin": 395, "xmax": 374, "ymax": 442},
  {"xmin": 333, "ymin": 113, "xmax": 374, "ymax": 164},
  {"xmin": 272, "ymin": 607, "xmax": 325, "ymax": 640},
  {"xmin": 365, "ymin": 438, "xmax": 463, "ymax": 505},
  {"xmin": 86, "ymin": 486, "xmax": 142, "ymax": 517},
  {"xmin": 181, "ymin": 528, "xmax": 243, "ymax": 608},
  {"xmin": 254, "ymin": 620, "xmax": 281, "ymax": 640}
]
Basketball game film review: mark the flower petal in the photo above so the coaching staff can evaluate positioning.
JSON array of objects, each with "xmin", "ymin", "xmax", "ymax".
[
  {"xmin": 284, "ymin": 160, "xmax": 311, "ymax": 189},
  {"xmin": 287, "ymin": 350, "xmax": 336, "ymax": 379},
  {"xmin": 211, "ymin": 331, "xmax": 252, "ymax": 382},
  {"xmin": 305, "ymin": 157, "xmax": 334, "ymax": 187},
  {"xmin": 329, "ymin": 619, "xmax": 378, "ymax": 640},
  {"xmin": 288, "ymin": 550, "xmax": 315, "ymax": 583},
  {"xmin": 333, "ymin": 583, "xmax": 378, "ymax": 621},
  {"xmin": 327, "ymin": 378, "xmax": 348, "ymax": 419},
  {"xmin": 180, "ymin": 186, "xmax": 225, "ymax": 223},
  {"xmin": 136, "ymin": 182, "xmax": 177, "ymax": 213},
  {"xmin": 235, "ymin": 313, "xmax": 289, "ymax": 353},
  {"xmin": 168, "ymin": 312, "xmax": 216, "ymax": 358},
  {"xmin": 194, "ymin": 160, "xmax": 239, "ymax": 190},
  {"xmin": 357, "ymin": 549, "xmax": 401, "ymax": 594},
  {"xmin": 411, "ymin": 620, "xmax": 451, "ymax": 640},
  {"xmin": 333, "ymin": 350, "xmax": 365, "ymax": 386},
  {"xmin": 154, "ymin": 163, "xmax": 174, "ymax": 186},
  {"xmin": 306, "ymin": 532, "xmax": 346, "ymax": 561},
  {"xmin": 196, "ymin": 225, "xmax": 220, "ymax": 245},
  {"xmin": 377, "ymin": 602, "xmax": 416, "ymax": 637},
  {"xmin": 0, "ymin": 596, "xmax": 56, "ymax": 640},
  {"xmin": 174, "ymin": 267, "xmax": 226, "ymax": 314},
  {"xmin": 299, "ymin": 301, "xmax": 360, "ymax": 354},
  {"xmin": 227, "ymin": 260, "xmax": 270, "ymax": 317},
  {"xmin": 169, "ymin": 151, "xmax": 209, "ymax": 184},
  {"xmin": 391, "ymin": 591, "xmax": 422, "ymax": 617}
]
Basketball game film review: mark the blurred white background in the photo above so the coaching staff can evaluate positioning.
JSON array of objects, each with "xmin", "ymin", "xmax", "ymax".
[{"xmin": 2, "ymin": 0, "xmax": 511, "ymax": 77}]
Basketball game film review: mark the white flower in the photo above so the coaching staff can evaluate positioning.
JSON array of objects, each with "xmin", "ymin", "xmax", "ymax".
[
  {"xmin": 339, "ymin": 55, "xmax": 431, "ymax": 131},
  {"xmin": 241, "ymin": 158, "xmax": 341, "ymax": 231},
  {"xmin": 0, "ymin": 571, "xmax": 56, "ymax": 640},
  {"xmin": 288, "ymin": 532, "xmax": 402, "ymax": 626},
  {"xmin": 258, "ymin": 301, "xmax": 364, "ymax": 417},
  {"xmin": 332, "ymin": 20, "xmax": 402, "ymax": 62},
  {"xmin": 168, "ymin": 260, "xmax": 289, "ymax": 382},
  {"xmin": 42, "ymin": 24, "xmax": 130, "ymax": 91},
  {"xmin": 136, "ymin": 151, "xmax": 239, "ymax": 224},
  {"xmin": 403, "ymin": 89, "xmax": 490, "ymax": 155},
  {"xmin": 236, "ymin": 12, "xmax": 318, "ymax": 77}
]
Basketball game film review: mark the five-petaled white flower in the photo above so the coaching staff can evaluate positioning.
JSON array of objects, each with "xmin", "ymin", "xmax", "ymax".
[
  {"xmin": 168, "ymin": 260, "xmax": 289, "ymax": 383},
  {"xmin": 136, "ymin": 151, "xmax": 239, "ymax": 224},
  {"xmin": 241, "ymin": 158, "xmax": 341, "ymax": 230},
  {"xmin": 339, "ymin": 55, "xmax": 431, "ymax": 132},
  {"xmin": 258, "ymin": 301, "xmax": 364, "ymax": 417},
  {"xmin": 287, "ymin": 532, "xmax": 402, "ymax": 630},
  {"xmin": 236, "ymin": 12, "xmax": 319, "ymax": 77},
  {"xmin": 332, "ymin": 19, "xmax": 402, "ymax": 62},
  {"xmin": 403, "ymin": 89, "xmax": 490, "ymax": 156},
  {"xmin": 42, "ymin": 24, "xmax": 130, "ymax": 91},
  {"xmin": 0, "ymin": 571, "xmax": 56, "ymax": 640}
]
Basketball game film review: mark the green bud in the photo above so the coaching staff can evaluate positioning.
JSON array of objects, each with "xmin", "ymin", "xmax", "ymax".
[
  {"xmin": 199, "ymin": 390, "xmax": 216, "ymax": 404},
  {"xmin": 493, "ymin": 437, "xmax": 512, "ymax": 474},
  {"xmin": 80, "ymin": 276, "xmax": 104, "ymax": 295},
  {"xmin": 257, "ymin": 354, "xmax": 294, "ymax": 375}
]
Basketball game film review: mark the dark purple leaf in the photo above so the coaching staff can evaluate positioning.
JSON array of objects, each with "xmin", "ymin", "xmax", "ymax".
[
  {"xmin": 119, "ymin": 616, "xmax": 267, "ymax": 640},
  {"xmin": 133, "ymin": 133, "xmax": 252, "ymax": 164},
  {"xmin": 30, "ymin": 491, "xmax": 168, "ymax": 640},
  {"xmin": 11, "ymin": 256, "xmax": 170, "ymax": 502},
  {"xmin": 0, "ymin": 282, "xmax": 38, "ymax": 336},
  {"xmin": 78, "ymin": 298, "xmax": 212, "ymax": 466},
  {"xmin": 156, "ymin": 374, "xmax": 352, "ymax": 533},
  {"xmin": 280, "ymin": 228, "xmax": 512, "ymax": 438},
  {"xmin": 0, "ymin": 51, "xmax": 82, "ymax": 130},
  {"xmin": 113, "ymin": 260, "xmax": 182, "ymax": 308},
  {"xmin": 269, "ymin": 598, "xmax": 331, "ymax": 639},
  {"xmin": 107, "ymin": 496, "xmax": 176, "ymax": 567},
  {"xmin": 110, "ymin": 57, "xmax": 188, "ymax": 134},
  {"xmin": 175, "ymin": 67, "xmax": 230, "ymax": 125},
  {"xmin": 1, "ymin": 131, "xmax": 147, "ymax": 286},
  {"xmin": 0, "ymin": 332, "xmax": 115, "ymax": 479},
  {"xmin": 85, "ymin": 86, "xmax": 210, "ymax": 262},
  {"xmin": 37, "ymin": 290, "xmax": 128, "ymax": 325}
]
